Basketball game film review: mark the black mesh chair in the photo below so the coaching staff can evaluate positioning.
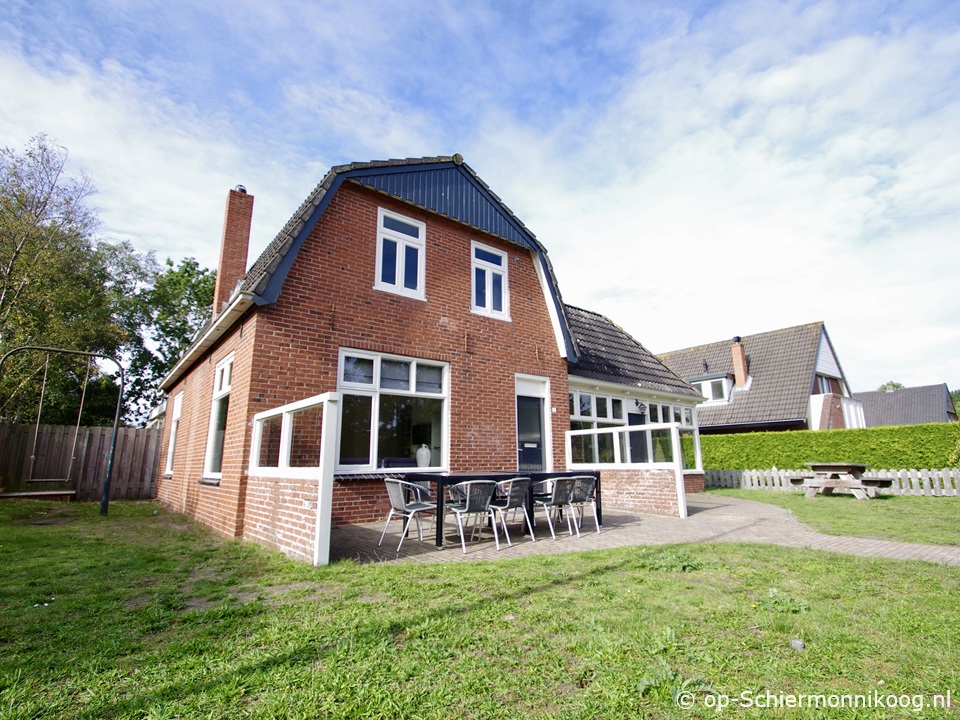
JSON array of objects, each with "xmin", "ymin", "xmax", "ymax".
[
  {"xmin": 445, "ymin": 480, "xmax": 500, "ymax": 553},
  {"xmin": 377, "ymin": 479, "xmax": 437, "ymax": 553},
  {"xmin": 490, "ymin": 477, "xmax": 535, "ymax": 546},
  {"xmin": 533, "ymin": 476, "xmax": 577, "ymax": 540},
  {"xmin": 568, "ymin": 475, "xmax": 600, "ymax": 536}
]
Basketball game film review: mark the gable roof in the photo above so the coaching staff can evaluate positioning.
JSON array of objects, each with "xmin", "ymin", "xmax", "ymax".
[
  {"xmin": 161, "ymin": 155, "xmax": 576, "ymax": 390},
  {"xmin": 657, "ymin": 322, "xmax": 829, "ymax": 428},
  {"xmin": 565, "ymin": 305, "xmax": 699, "ymax": 398},
  {"xmin": 853, "ymin": 384, "xmax": 958, "ymax": 426}
]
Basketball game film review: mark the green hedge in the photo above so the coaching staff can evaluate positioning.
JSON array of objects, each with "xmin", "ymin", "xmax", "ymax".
[{"xmin": 701, "ymin": 423, "xmax": 960, "ymax": 470}]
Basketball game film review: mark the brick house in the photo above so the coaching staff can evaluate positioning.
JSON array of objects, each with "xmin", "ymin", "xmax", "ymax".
[{"xmin": 156, "ymin": 155, "xmax": 703, "ymax": 564}]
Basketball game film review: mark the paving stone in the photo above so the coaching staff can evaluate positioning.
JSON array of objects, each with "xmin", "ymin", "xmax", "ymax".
[{"xmin": 329, "ymin": 494, "xmax": 960, "ymax": 566}]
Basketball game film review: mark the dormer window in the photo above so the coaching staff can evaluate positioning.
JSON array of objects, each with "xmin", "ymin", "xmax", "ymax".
[
  {"xmin": 375, "ymin": 208, "xmax": 425, "ymax": 300},
  {"xmin": 692, "ymin": 376, "xmax": 731, "ymax": 404}
]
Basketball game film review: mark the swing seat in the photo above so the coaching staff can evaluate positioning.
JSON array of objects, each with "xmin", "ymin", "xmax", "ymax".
[
  {"xmin": 26, "ymin": 478, "xmax": 71, "ymax": 484},
  {"xmin": 0, "ymin": 490, "xmax": 76, "ymax": 501}
]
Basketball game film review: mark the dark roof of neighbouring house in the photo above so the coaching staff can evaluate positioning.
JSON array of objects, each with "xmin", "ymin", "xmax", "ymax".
[
  {"xmin": 162, "ymin": 155, "xmax": 578, "ymax": 389},
  {"xmin": 565, "ymin": 305, "xmax": 700, "ymax": 398},
  {"xmin": 657, "ymin": 322, "xmax": 829, "ymax": 428},
  {"xmin": 852, "ymin": 384, "xmax": 958, "ymax": 427}
]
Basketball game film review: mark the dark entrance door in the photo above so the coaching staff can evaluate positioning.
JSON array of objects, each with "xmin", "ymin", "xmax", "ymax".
[
  {"xmin": 516, "ymin": 395, "xmax": 545, "ymax": 471},
  {"xmin": 628, "ymin": 412, "xmax": 649, "ymax": 464}
]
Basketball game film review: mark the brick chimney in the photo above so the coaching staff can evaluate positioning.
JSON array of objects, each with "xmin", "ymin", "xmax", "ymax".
[
  {"xmin": 731, "ymin": 336, "xmax": 748, "ymax": 388},
  {"xmin": 212, "ymin": 186, "xmax": 254, "ymax": 317}
]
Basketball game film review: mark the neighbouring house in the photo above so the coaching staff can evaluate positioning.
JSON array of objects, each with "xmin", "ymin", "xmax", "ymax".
[
  {"xmin": 657, "ymin": 322, "xmax": 865, "ymax": 435},
  {"xmin": 853, "ymin": 384, "xmax": 958, "ymax": 427},
  {"xmin": 155, "ymin": 155, "xmax": 703, "ymax": 564}
]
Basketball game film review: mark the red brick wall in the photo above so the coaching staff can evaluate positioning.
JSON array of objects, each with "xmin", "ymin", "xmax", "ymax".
[
  {"xmin": 155, "ymin": 313, "xmax": 261, "ymax": 538},
  {"xmin": 243, "ymin": 475, "xmax": 319, "ymax": 562},
  {"xmin": 243, "ymin": 185, "xmax": 570, "ymax": 471},
  {"xmin": 601, "ymin": 469, "xmax": 687, "ymax": 516},
  {"xmin": 684, "ymin": 471, "xmax": 705, "ymax": 494}
]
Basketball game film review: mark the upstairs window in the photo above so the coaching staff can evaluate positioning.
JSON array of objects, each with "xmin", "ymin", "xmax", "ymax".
[
  {"xmin": 471, "ymin": 241, "xmax": 509, "ymax": 319},
  {"xmin": 375, "ymin": 208, "xmax": 425, "ymax": 300},
  {"xmin": 816, "ymin": 374, "xmax": 843, "ymax": 395},
  {"xmin": 691, "ymin": 376, "xmax": 730, "ymax": 404}
]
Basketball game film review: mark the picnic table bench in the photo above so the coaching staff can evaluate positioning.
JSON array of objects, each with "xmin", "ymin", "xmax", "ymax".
[{"xmin": 800, "ymin": 463, "xmax": 892, "ymax": 500}]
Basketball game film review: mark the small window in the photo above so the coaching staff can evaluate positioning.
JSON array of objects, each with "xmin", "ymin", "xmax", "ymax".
[
  {"xmin": 710, "ymin": 379, "xmax": 725, "ymax": 401},
  {"xmin": 595, "ymin": 396, "xmax": 608, "ymax": 419},
  {"xmin": 579, "ymin": 393, "xmax": 593, "ymax": 417},
  {"xmin": 471, "ymin": 241, "xmax": 509, "ymax": 319},
  {"xmin": 375, "ymin": 208, "xmax": 425, "ymax": 300},
  {"xmin": 342, "ymin": 356, "xmax": 374, "ymax": 385}
]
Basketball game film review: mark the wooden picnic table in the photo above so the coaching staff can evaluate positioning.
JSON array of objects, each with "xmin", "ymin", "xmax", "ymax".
[{"xmin": 801, "ymin": 462, "xmax": 891, "ymax": 500}]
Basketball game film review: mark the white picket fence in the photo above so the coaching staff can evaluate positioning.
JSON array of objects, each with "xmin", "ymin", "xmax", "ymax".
[{"xmin": 705, "ymin": 467, "xmax": 960, "ymax": 496}]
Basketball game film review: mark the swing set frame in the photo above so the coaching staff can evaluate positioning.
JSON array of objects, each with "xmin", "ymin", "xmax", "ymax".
[{"xmin": 0, "ymin": 345, "xmax": 125, "ymax": 516}]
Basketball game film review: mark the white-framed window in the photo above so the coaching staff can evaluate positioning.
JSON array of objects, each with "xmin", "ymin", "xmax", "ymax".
[
  {"xmin": 693, "ymin": 377, "xmax": 730, "ymax": 403},
  {"xmin": 203, "ymin": 353, "xmax": 234, "ymax": 478},
  {"xmin": 471, "ymin": 241, "xmax": 509, "ymax": 319},
  {"xmin": 567, "ymin": 388, "xmax": 697, "ymax": 467},
  {"xmin": 816, "ymin": 374, "xmax": 841, "ymax": 395},
  {"xmin": 164, "ymin": 392, "xmax": 183, "ymax": 475},
  {"xmin": 375, "ymin": 207, "xmax": 426, "ymax": 300},
  {"xmin": 337, "ymin": 349, "xmax": 448, "ymax": 472}
]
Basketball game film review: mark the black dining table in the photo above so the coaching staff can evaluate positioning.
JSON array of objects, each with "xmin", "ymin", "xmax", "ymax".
[{"xmin": 404, "ymin": 470, "xmax": 601, "ymax": 549}]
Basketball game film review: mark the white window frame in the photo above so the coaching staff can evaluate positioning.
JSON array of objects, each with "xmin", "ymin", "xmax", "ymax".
[
  {"xmin": 336, "ymin": 349, "xmax": 449, "ymax": 473},
  {"xmin": 164, "ymin": 392, "xmax": 183, "ymax": 475},
  {"xmin": 471, "ymin": 241, "xmax": 510, "ymax": 319},
  {"xmin": 374, "ymin": 207, "xmax": 426, "ymax": 300},
  {"xmin": 203, "ymin": 353, "xmax": 234, "ymax": 479},
  {"xmin": 694, "ymin": 377, "xmax": 730, "ymax": 404}
]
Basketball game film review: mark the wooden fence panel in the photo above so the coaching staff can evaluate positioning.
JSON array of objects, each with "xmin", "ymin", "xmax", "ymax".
[
  {"xmin": 0, "ymin": 423, "xmax": 160, "ymax": 501},
  {"xmin": 705, "ymin": 467, "xmax": 960, "ymax": 496}
]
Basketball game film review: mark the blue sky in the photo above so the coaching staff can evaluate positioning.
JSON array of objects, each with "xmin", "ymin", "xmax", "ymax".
[{"xmin": 2, "ymin": 0, "xmax": 959, "ymax": 395}]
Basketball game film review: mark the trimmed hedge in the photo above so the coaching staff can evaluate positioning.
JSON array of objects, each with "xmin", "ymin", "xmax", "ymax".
[{"xmin": 701, "ymin": 422, "xmax": 960, "ymax": 470}]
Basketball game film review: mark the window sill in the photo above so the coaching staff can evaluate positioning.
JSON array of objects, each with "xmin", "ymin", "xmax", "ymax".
[
  {"xmin": 199, "ymin": 477, "xmax": 221, "ymax": 487},
  {"xmin": 471, "ymin": 308, "xmax": 511, "ymax": 322},
  {"xmin": 373, "ymin": 283, "xmax": 426, "ymax": 302}
]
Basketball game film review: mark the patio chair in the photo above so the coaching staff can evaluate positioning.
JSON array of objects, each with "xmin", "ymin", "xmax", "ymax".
[
  {"xmin": 377, "ymin": 479, "xmax": 437, "ymax": 553},
  {"xmin": 533, "ymin": 476, "xmax": 577, "ymax": 540},
  {"xmin": 490, "ymin": 477, "xmax": 535, "ymax": 546},
  {"xmin": 444, "ymin": 480, "xmax": 500, "ymax": 554},
  {"xmin": 567, "ymin": 475, "xmax": 600, "ymax": 537}
]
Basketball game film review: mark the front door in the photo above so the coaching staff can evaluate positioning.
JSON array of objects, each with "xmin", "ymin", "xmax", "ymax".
[
  {"xmin": 628, "ymin": 412, "xmax": 649, "ymax": 463},
  {"xmin": 516, "ymin": 395, "xmax": 545, "ymax": 471}
]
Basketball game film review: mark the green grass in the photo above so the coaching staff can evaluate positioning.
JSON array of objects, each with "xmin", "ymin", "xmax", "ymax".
[
  {"xmin": 2, "ymin": 500, "xmax": 959, "ymax": 718},
  {"xmin": 707, "ymin": 487, "xmax": 960, "ymax": 546}
]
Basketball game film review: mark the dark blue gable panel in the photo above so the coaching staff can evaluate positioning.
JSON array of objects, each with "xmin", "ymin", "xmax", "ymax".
[{"xmin": 349, "ymin": 163, "xmax": 538, "ymax": 251}]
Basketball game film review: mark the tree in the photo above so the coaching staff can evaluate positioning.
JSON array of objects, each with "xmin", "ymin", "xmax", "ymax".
[
  {"xmin": 126, "ymin": 258, "xmax": 216, "ymax": 423},
  {"xmin": 0, "ymin": 135, "xmax": 155, "ymax": 426},
  {"xmin": 877, "ymin": 381, "xmax": 904, "ymax": 391}
]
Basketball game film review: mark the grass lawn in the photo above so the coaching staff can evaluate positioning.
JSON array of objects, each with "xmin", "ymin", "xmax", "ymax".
[
  {"xmin": 707, "ymin": 487, "xmax": 960, "ymax": 547},
  {"xmin": 2, "ymin": 500, "xmax": 959, "ymax": 719}
]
